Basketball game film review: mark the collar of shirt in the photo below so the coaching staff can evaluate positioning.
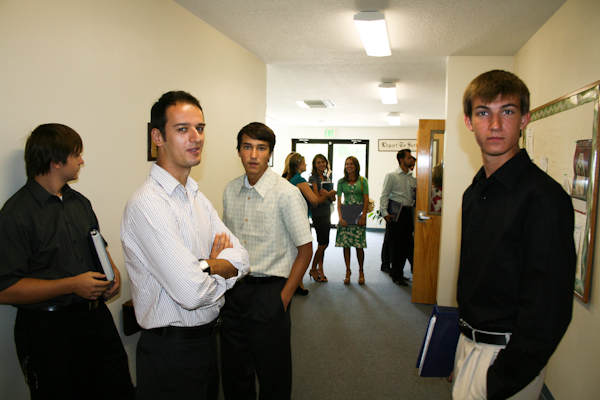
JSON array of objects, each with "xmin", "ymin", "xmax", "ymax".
[
  {"xmin": 238, "ymin": 167, "xmax": 274, "ymax": 198},
  {"xmin": 474, "ymin": 149, "xmax": 530, "ymax": 191},
  {"xmin": 25, "ymin": 179, "xmax": 73, "ymax": 206},
  {"xmin": 149, "ymin": 163, "xmax": 199, "ymax": 197}
]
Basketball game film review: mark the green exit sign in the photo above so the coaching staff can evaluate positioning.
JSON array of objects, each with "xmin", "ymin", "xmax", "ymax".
[{"xmin": 324, "ymin": 129, "xmax": 335, "ymax": 138}]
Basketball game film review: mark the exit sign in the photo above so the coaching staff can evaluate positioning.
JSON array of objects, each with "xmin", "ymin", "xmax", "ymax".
[{"xmin": 324, "ymin": 129, "xmax": 335, "ymax": 138}]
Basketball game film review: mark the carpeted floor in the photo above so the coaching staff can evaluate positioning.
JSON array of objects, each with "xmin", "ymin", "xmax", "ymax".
[{"xmin": 288, "ymin": 228, "xmax": 452, "ymax": 400}]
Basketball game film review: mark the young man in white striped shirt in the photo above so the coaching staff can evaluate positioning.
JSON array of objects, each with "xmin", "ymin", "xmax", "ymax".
[
  {"xmin": 121, "ymin": 91, "xmax": 250, "ymax": 400},
  {"xmin": 221, "ymin": 122, "xmax": 313, "ymax": 400}
]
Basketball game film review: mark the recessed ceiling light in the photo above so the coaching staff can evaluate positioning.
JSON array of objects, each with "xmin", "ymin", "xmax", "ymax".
[
  {"xmin": 387, "ymin": 113, "xmax": 401, "ymax": 125},
  {"xmin": 379, "ymin": 83, "xmax": 397, "ymax": 104}
]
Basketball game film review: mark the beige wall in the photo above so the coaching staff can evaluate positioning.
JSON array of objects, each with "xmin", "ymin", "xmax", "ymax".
[
  {"xmin": 0, "ymin": 0, "xmax": 266, "ymax": 397},
  {"xmin": 515, "ymin": 0, "xmax": 600, "ymax": 398}
]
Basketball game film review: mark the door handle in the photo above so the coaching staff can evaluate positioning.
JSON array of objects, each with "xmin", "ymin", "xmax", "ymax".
[{"xmin": 417, "ymin": 211, "xmax": 431, "ymax": 223}]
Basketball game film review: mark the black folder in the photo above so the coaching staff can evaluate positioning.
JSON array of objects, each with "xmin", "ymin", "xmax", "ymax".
[
  {"xmin": 416, "ymin": 305, "xmax": 460, "ymax": 377},
  {"xmin": 321, "ymin": 182, "xmax": 333, "ymax": 191},
  {"xmin": 340, "ymin": 204, "xmax": 363, "ymax": 225},
  {"xmin": 387, "ymin": 199, "xmax": 403, "ymax": 222}
]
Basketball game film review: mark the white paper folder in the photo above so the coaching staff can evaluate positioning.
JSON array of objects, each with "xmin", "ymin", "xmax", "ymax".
[{"xmin": 90, "ymin": 229, "xmax": 115, "ymax": 281}]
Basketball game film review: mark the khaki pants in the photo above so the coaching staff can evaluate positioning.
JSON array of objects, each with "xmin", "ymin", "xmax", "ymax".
[{"xmin": 452, "ymin": 333, "xmax": 546, "ymax": 400}]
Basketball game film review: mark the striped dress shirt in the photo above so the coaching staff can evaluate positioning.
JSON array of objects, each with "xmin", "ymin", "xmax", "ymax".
[
  {"xmin": 380, "ymin": 167, "xmax": 416, "ymax": 217},
  {"xmin": 121, "ymin": 164, "xmax": 250, "ymax": 329},
  {"xmin": 222, "ymin": 168, "xmax": 313, "ymax": 278}
]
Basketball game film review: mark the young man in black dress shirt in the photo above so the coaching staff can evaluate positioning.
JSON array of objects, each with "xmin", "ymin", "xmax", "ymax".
[
  {"xmin": 0, "ymin": 124, "xmax": 134, "ymax": 400},
  {"xmin": 453, "ymin": 70, "xmax": 576, "ymax": 400}
]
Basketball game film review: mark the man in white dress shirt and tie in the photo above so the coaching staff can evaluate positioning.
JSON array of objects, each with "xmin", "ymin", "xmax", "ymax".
[{"xmin": 121, "ymin": 91, "xmax": 250, "ymax": 400}]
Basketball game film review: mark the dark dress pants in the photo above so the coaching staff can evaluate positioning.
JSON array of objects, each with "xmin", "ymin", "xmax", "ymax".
[
  {"xmin": 14, "ymin": 303, "xmax": 134, "ymax": 400},
  {"xmin": 136, "ymin": 327, "xmax": 219, "ymax": 400},
  {"xmin": 389, "ymin": 206, "xmax": 414, "ymax": 282},
  {"xmin": 220, "ymin": 279, "xmax": 292, "ymax": 400}
]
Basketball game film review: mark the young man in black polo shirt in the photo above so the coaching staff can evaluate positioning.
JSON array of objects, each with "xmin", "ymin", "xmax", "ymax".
[
  {"xmin": 454, "ymin": 70, "xmax": 576, "ymax": 400},
  {"xmin": 0, "ymin": 124, "xmax": 134, "ymax": 400}
]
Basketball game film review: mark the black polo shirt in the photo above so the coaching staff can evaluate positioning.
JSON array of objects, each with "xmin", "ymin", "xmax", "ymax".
[
  {"xmin": 0, "ymin": 179, "xmax": 102, "ymax": 309},
  {"xmin": 459, "ymin": 149, "xmax": 576, "ymax": 399}
]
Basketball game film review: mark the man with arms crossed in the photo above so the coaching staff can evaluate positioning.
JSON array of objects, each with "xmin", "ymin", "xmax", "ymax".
[
  {"xmin": 454, "ymin": 70, "xmax": 576, "ymax": 400},
  {"xmin": 0, "ymin": 123, "xmax": 134, "ymax": 399},
  {"xmin": 221, "ymin": 122, "xmax": 313, "ymax": 400},
  {"xmin": 121, "ymin": 91, "xmax": 250, "ymax": 400},
  {"xmin": 380, "ymin": 149, "xmax": 416, "ymax": 286}
]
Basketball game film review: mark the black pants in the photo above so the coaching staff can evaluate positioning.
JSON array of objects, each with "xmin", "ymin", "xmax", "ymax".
[
  {"xmin": 14, "ymin": 303, "xmax": 134, "ymax": 400},
  {"xmin": 136, "ymin": 325, "xmax": 219, "ymax": 400},
  {"xmin": 386, "ymin": 206, "xmax": 414, "ymax": 281},
  {"xmin": 220, "ymin": 279, "xmax": 292, "ymax": 400}
]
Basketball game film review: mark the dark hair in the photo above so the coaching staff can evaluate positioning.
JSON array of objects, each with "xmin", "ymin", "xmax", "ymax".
[
  {"xmin": 283, "ymin": 153, "xmax": 304, "ymax": 181},
  {"xmin": 397, "ymin": 149, "xmax": 412, "ymax": 164},
  {"xmin": 236, "ymin": 122, "xmax": 275, "ymax": 153},
  {"xmin": 343, "ymin": 156, "xmax": 361, "ymax": 182},
  {"xmin": 432, "ymin": 164, "xmax": 443, "ymax": 189},
  {"xmin": 463, "ymin": 70, "xmax": 530, "ymax": 118},
  {"xmin": 311, "ymin": 154, "xmax": 331, "ymax": 178},
  {"xmin": 151, "ymin": 91, "xmax": 202, "ymax": 139},
  {"xmin": 25, "ymin": 124, "xmax": 83, "ymax": 179}
]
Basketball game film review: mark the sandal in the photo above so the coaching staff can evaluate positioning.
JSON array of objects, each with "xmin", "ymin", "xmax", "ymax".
[
  {"xmin": 358, "ymin": 269, "xmax": 365, "ymax": 285},
  {"xmin": 309, "ymin": 269, "xmax": 325, "ymax": 282},
  {"xmin": 343, "ymin": 270, "xmax": 351, "ymax": 284},
  {"xmin": 317, "ymin": 268, "xmax": 328, "ymax": 282}
]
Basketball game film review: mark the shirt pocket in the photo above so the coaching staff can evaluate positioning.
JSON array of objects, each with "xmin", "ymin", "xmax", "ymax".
[{"xmin": 243, "ymin": 210, "xmax": 273, "ymax": 241}]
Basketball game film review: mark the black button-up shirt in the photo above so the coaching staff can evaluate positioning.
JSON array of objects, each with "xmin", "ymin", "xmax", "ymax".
[
  {"xmin": 458, "ymin": 149, "xmax": 576, "ymax": 399},
  {"xmin": 0, "ymin": 179, "xmax": 102, "ymax": 309}
]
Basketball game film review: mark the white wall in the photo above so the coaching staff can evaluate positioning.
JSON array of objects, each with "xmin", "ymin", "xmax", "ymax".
[
  {"xmin": 514, "ymin": 0, "xmax": 600, "ymax": 398},
  {"xmin": 436, "ymin": 56, "xmax": 514, "ymax": 306},
  {"xmin": 0, "ymin": 0, "xmax": 266, "ymax": 398},
  {"xmin": 271, "ymin": 126, "xmax": 418, "ymax": 229}
]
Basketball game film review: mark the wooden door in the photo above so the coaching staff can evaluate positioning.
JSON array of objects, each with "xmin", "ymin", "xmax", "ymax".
[{"xmin": 412, "ymin": 119, "xmax": 445, "ymax": 304}]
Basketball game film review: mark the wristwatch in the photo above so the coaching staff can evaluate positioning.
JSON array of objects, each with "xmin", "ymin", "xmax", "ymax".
[{"xmin": 199, "ymin": 259, "xmax": 211, "ymax": 275}]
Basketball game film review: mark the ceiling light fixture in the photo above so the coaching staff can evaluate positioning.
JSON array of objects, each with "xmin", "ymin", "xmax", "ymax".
[
  {"xmin": 387, "ymin": 112, "xmax": 401, "ymax": 126},
  {"xmin": 354, "ymin": 11, "xmax": 391, "ymax": 57},
  {"xmin": 379, "ymin": 82, "xmax": 397, "ymax": 104}
]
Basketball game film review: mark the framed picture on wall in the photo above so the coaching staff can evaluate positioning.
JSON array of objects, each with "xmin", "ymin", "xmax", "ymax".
[
  {"xmin": 378, "ymin": 139, "xmax": 417, "ymax": 152},
  {"xmin": 147, "ymin": 123, "xmax": 157, "ymax": 161},
  {"xmin": 527, "ymin": 80, "xmax": 600, "ymax": 303}
]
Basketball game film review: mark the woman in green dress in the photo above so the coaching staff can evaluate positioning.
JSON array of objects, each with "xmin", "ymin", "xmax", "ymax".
[{"xmin": 336, "ymin": 156, "xmax": 369, "ymax": 285}]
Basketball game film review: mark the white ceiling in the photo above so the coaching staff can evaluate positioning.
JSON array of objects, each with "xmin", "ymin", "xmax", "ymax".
[{"xmin": 175, "ymin": 0, "xmax": 566, "ymax": 128}]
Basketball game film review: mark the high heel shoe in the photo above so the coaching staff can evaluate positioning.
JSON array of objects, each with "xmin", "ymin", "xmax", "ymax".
[
  {"xmin": 343, "ymin": 270, "xmax": 351, "ymax": 284},
  {"xmin": 358, "ymin": 269, "xmax": 365, "ymax": 285},
  {"xmin": 317, "ymin": 268, "xmax": 328, "ymax": 282},
  {"xmin": 295, "ymin": 286, "xmax": 309, "ymax": 295},
  {"xmin": 309, "ymin": 269, "xmax": 320, "ymax": 281}
]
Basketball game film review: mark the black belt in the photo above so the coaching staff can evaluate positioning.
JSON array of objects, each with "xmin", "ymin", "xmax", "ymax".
[
  {"xmin": 147, "ymin": 318, "xmax": 221, "ymax": 340},
  {"xmin": 240, "ymin": 275, "xmax": 285, "ymax": 285},
  {"xmin": 459, "ymin": 320, "xmax": 509, "ymax": 345},
  {"xmin": 27, "ymin": 299, "xmax": 103, "ymax": 313}
]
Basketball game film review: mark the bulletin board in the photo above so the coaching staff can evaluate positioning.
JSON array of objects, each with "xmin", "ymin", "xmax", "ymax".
[{"xmin": 526, "ymin": 81, "xmax": 600, "ymax": 303}]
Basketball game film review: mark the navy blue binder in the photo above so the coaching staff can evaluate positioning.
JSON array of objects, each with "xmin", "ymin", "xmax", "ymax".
[{"xmin": 416, "ymin": 305, "xmax": 460, "ymax": 377}]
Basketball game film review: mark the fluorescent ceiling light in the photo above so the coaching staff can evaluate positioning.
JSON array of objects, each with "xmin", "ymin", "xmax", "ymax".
[
  {"xmin": 354, "ymin": 11, "xmax": 391, "ymax": 57},
  {"xmin": 379, "ymin": 82, "xmax": 397, "ymax": 104},
  {"xmin": 387, "ymin": 113, "xmax": 401, "ymax": 125}
]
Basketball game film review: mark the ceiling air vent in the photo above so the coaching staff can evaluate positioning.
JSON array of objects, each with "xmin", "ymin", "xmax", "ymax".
[{"xmin": 295, "ymin": 100, "xmax": 336, "ymax": 108}]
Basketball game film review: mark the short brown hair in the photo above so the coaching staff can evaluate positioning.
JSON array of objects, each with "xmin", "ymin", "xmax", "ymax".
[
  {"xmin": 237, "ymin": 122, "xmax": 275, "ymax": 154},
  {"xmin": 463, "ymin": 70, "xmax": 530, "ymax": 118},
  {"xmin": 25, "ymin": 124, "xmax": 83, "ymax": 179}
]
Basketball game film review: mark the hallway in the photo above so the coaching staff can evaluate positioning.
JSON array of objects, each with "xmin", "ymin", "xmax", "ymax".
[{"xmin": 289, "ymin": 229, "xmax": 452, "ymax": 399}]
